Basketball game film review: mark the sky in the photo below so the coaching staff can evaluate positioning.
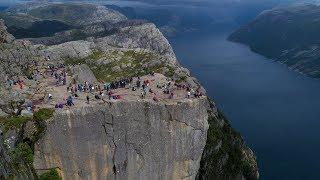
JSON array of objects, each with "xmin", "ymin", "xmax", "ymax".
[
  {"xmin": 0, "ymin": 0, "xmax": 320, "ymax": 6},
  {"xmin": 0, "ymin": 0, "xmax": 319, "ymax": 6}
]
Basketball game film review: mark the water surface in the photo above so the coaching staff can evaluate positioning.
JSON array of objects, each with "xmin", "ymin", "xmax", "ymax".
[{"xmin": 170, "ymin": 31, "xmax": 320, "ymax": 179}]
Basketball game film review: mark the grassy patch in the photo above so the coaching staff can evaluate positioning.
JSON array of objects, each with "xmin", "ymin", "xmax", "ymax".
[
  {"xmin": 33, "ymin": 108, "xmax": 55, "ymax": 121},
  {"xmin": 39, "ymin": 168, "xmax": 62, "ymax": 180},
  {"xmin": 64, "ymin": 49, "xmax": 176, "ymax": 82}
]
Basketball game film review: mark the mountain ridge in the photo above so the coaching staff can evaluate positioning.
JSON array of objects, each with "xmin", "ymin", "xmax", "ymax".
[{"xmin": 229, "ymin": 4, "xmax": 320, "ymax": 78}]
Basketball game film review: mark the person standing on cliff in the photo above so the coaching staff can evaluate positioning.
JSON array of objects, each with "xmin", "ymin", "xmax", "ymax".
[{"xmin": 86, "ymin": 95, "xmax": 90, "ymax": 104}]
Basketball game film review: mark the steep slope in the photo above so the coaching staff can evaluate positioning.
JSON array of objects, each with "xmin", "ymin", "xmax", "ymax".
[
  {"xmin": 0, "ymin": 3, "xmax": 259, "ymax": 179},
  {"xmin": 0, "ymin": 19, "xmax": 14, "ymax": 43},
  {"xmin": 229, "ymin": 4, "xmax": 320, "ymax": 78}
]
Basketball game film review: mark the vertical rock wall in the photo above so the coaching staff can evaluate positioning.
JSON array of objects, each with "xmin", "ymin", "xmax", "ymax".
[{"xmin": 34, "ymin": 98, "xmax": 209, "ymax": 180}]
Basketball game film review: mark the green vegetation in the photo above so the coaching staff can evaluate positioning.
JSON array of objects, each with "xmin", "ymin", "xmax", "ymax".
[
  {"xmin": 176, "ymin": 76, "xmax": 187, "ymax": 84},
  {"xmin": 32, "ymin": 108, "xmax": 54, "ymax": 145},
  {"xmin": 24, "ymin": 65, "xmax": 34, "ymax": 79},
  {"xmin": 39, "ymin": 168, "xmax": 62, "ymax": 180},
  {"xmin": 0, "ymin": 108, "xmax": 55, "ymax": 179},
  {"xmin": 71, "ymin": 29, "xmax": 87, "ymax": 41},
  {"xmin": 11, "ymin": 143, "xmax": 34, "ymax": 166},
  {"xmin": 33, "ymin": 108, "xmax": 55, "ymax": 121},
  {"xmin": 0, "ymin": 12, "xmax": 36, "ymax": 28},
  {"xmin": 28, "ymin": 4, "xmax": 97, "ymax": 25},
  {"xmin": 0, "ymin": 116, "xmax": 31, "ymax": 133},
  {"xmin": 198, "ymin": 99, "xmax": 258, "ymax": 179},
  {"xmin": 65, "ymin": 49, "xmax": 176, "ymax": 82},
  {"xmin": 0, "ymin": 12, "xmax": 73, "ymax": 39}
]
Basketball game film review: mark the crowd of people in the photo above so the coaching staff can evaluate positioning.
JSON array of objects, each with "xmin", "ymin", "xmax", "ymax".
[{"xmin": 5, "ymin": 63, "xmax": 204, "ymax": 110}]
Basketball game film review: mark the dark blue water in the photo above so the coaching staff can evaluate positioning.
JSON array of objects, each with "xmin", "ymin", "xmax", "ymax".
[{"xmin": 169, "ymin": 31, "xmax": 320, "ymax": 180}]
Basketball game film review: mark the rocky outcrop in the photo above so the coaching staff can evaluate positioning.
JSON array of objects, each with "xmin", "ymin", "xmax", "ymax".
[
  {"xmin": 0, "ymin": 19, "xmax": 42, "ymax": 83},
  {"xmin": 95, "ymin": 23, "xmax": 177, "ymax": 65},
  {"xmin": 0, "ymin": 19, "xmax": 14, "ymax": 44},
  {"xmin": 70, "ymin": 64, "xmax": 98, "ymax": 84},
  {"xmin": 42, "ymin": 40, "xmax": 94, "ymax": 61},
  {"xmin": 25, "ymin": 20, "xmax": 148, "ymax": 46},
  {"xmin": 34, "ymin": 98, "xmax": 209, "ymax": 180},
  {"xmin": 41, "ymin": 23, "xmax": 177, "ymax": 65}
]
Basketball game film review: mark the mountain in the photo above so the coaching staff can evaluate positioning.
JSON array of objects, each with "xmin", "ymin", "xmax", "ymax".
[
  {"xmin": 229, "ymin": 4, "xmax": 320, "ymax": 78},
  {"xmin": 0, "ymin": 2, "xmax": 126, "ymax": 39},
  {"xmin": 0, "ymin": 2, "xmax": 259, "ymax": 180}
]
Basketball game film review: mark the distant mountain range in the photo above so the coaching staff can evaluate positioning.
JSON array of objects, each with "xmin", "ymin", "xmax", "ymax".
[
  {"xmin": 229, "ymin": 4, "xmax": 320, "ymax": 79},
  {"xmin": 0, "ymin": 3, "xmax": 126, "ymax": 39}
]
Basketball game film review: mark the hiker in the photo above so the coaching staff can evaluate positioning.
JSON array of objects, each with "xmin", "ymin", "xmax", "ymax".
[
  {"xmin": 108, "ymin": 91, "xmax": 113, "ymax": 100},
  {"xmin": 27, "ymin": 102, "xmax": 32, "ymax": 112},
  {"xmin": 54, "ymin": 72, "xmax": 58, "ymax": 79},
  {"xmin": 169, "ymin": 92, "xmax": 174, "ymax": 99},
  {"xmin": 136, "ymin": 79, "xmax": 141, "ymax": 88},
  {"xmin": 6, "ymin": 79, "xmax": 13, "ymax": 87},
  {"xmin": 89, "ymin": 84, "xmax": 93, "ymax": 92},
  {"xmin": 95, "ymin": 94, "xmax": 101, "ymax": 100},
  {"xmin": 67, "ymin": 96, "xmax": 74, "ymax": 106},
  {"xmin": 144, "ymin": 80, "xmax": 150, "ymax": 87},
  {"xmin": 55, "ymin": 103, "xmax": 64, "ymax": 109},
  {"xmin": 48, "ymin": 93, "xmax": 53, "ymax": 100},
  {"xmin": 62, "ymin": 78, "xmax": 66, "ymax": 85},
  {"xmin": 86, "ymin": 95, "xmax": 90, "ymax": 104},
  {"xmin": 187, "ymin": 91, "xmax": 191, "ymax": 99},
  {"xmin": 18, "ymin": 81, "xmax": 23, "ymax": 90},
  {"xmin": 141, "ymin": 91, "xmax": 145, "ymax": 99},
  {"xmin": 143, "ymin": 88, "xmax": 147, "ymax": 96},
  {"xmin": 153, "ymin": 96, "xmax": 159, "ymax": 102}
]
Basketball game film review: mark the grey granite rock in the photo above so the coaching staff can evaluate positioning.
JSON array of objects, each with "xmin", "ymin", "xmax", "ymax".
[
  {"xmin": 70, "ymin": 64, "xmax": 98, "ymax": 84},
  {"xmin": 34, "ymin": 98, "xmax": 209, "ymax": 180},
  {"xmin": 0, "ymin": 19, "xmax": 14, "ymax": 44}
]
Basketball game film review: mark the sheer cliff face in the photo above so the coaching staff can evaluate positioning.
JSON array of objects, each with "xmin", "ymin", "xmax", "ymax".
[{"xmin": 34, "ymin": 99, "xmax": 209, "ymax": 180}]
